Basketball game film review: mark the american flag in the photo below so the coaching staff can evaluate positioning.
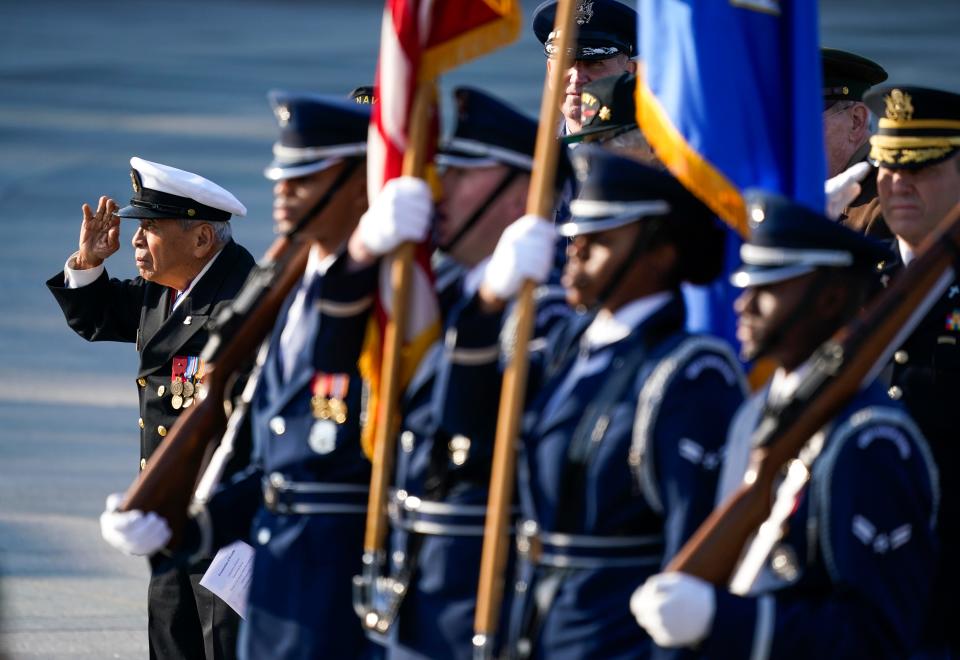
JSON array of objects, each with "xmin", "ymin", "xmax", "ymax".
[{"xmin": 360, "ymin": 0, "xmax": 521, "ymax": 456}]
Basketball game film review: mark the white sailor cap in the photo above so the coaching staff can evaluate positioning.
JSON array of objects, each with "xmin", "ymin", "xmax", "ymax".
[{"xmin": 117, "ymin": 157, "xmax": 246, "ymax": 221}]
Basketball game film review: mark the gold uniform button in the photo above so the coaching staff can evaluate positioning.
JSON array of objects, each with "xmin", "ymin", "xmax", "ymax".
[
  {"xmin": 888, "ymin": 386, "xmax": 903, "ymax": 400},
  {"xmin": 157, "ymin": 385, "xmax": 166, "ymax": 396},
  {"xmin": 157, "ymin": 425, "xmax": 168, "ymax": 437},
  {"xmin": 137, "ymin": 378, "xmax": 146, "ymax": 387},
  {"xmin": 138, "ymin": 417, "xmax": 144, "ymax": 429},
  {"xmin": 894, "ymin": 350, "xmax": 909, "ymax": 364},
  {"xmin": 140, "ymin": 458, "xmax": 146, "ymax": 470}
]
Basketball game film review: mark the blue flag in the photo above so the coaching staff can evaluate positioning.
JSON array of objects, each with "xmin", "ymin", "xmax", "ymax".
[{"xmin": 635, "ymin": 0, "xmax": 825, "ymax": 366}]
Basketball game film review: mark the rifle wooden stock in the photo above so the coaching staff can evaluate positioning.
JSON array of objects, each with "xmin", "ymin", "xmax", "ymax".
[
  {"xmin": 120, "ymin": 234, "xmax": 313, "ymax": 548},
  {"xmin": 472, "ymin": 1, "xmax": 578, "ymax": 651},
  {"xmin": 667, "ymin": 201, "xmax": 960, "ymax": 584}
]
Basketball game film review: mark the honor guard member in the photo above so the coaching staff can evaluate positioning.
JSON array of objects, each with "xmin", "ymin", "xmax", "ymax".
[
  {"xmin": 561, "ymin": 72, "xmax": 657, "ymax": 165},
  {"xmin": 632, "ymin": 193, "xmax": 939, "ymax": 659},
  {"xmin": 347, "ymin": 87, "xmax": 568, "ymax": 660},
  {"xmin": 866, "ymin": 84, "xmax": 960, "ymax": 656},
  {"xmin": 93, "ymin": 94, "xmax": 404, "ymax": 659},
  {"xmin": 533, "ymin": 0, "xmax": 638, "ymax": 139},
  {"xmin": 47, "ymin": 159, "xmax": 254, "ymax": 660},
  {"xmin": 820, "ymin": 48, "xmax": 889, "ymax": 237},
  {"xmin": 443, "ymin": 147, "xmax": 746, "ymax": 658}
]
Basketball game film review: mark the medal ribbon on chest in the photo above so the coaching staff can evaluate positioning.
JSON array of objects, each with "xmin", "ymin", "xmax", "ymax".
[{"xmin": 311, "ymin": 373, "xmax": 350, "ymax": 424}]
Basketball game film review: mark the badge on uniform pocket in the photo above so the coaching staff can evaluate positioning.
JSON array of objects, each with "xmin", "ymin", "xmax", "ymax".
[{"xmin": 308, "ymin": 419, "xmax": 338, "ymax": 455}]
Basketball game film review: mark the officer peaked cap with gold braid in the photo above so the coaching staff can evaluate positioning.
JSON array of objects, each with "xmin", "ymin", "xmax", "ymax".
[{"xmin": 865, "ymin": 84, "xmax": 960, "ymax": 170}]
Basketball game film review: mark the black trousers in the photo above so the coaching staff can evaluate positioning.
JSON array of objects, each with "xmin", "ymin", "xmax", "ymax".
[{"xmin": 148, "ymin": 557, "xmax": 240, "ymax": 660}]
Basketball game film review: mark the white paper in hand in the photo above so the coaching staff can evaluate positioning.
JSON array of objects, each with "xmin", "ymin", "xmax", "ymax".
[{"xmin": 199, "ymin": 540, "xmax": 255, "ymax": 619}]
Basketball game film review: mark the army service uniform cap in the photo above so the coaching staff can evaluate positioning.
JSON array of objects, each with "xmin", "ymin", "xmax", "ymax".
[
  {"xmin": 533, "ymin": 0, "xmax": 637, "ymax": 61},
  {"xmin": 731, "ymin": 191, "xmax": 890, "ymax": 288},
  {"xmin": 865, "ymin": 84, "xmax": 960, "ymax": 170},
  {"xmin": 264, "ymin": 91, "xmax": 371, "ymax": 181},
  {"xmin": 821, "ymin": 48, "xmax": 887, "ymax": 103},
  {"xmin": 117, "ymin": 157, "xmax": 246, "ymax": 222}
]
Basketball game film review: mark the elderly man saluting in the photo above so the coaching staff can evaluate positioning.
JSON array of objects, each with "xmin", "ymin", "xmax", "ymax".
[{"xmin": 47, "ymin": 158, "xmax": 255, "ymax": 660}]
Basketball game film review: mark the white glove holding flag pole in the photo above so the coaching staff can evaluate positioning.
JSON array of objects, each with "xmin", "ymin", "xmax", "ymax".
[
  {"xmin": 825, "ymin": 161, "xmax": 871, "ymax": 220},
  {"xmin": 100, "ymin": 492, "xmax": 171, "ymax": 556},
  {"xmin": 630, "ymin": 572, "xmax": 716, "ymax": 648},
  {"xmin": 481, "ymin": 215, "xmax": 556, "ymax": 301},
  {"xmin": 355, "ymin": 176, "xmax": 433, "ymax": 257}
]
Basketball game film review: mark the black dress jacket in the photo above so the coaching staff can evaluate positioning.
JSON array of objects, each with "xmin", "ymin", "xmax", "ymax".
[{"xmin": 47, "ymin": 239, "xmax": 256, "ymax": 466}]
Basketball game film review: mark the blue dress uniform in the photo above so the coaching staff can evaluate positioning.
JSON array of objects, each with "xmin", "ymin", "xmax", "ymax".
[
  {"xmin": 862, "ymin": 84, "xmax": 960, "ymax": 656},
  {"xmin": 185, "ymin": 94, "xmax": 382, "ymax": 659},
  {"xmin": 699, "ymin": 192, "xmax": 939, "ymax": 659},
  {"xmin": 374, "ymin": 88, "xmax": 570, "ymax": 660},
  {"xmin": 445, "ymin": 149, "xmax": 746, "ymax": 659}
]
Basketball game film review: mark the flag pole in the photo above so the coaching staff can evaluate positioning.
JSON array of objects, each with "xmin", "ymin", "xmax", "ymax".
[
  {"xmin": 360, "ymin": 77, "xmax": 436, "ymax": 632},
  {"xmin": 472, "ymin": 1, "xmax": 578, "ymax": 656}
]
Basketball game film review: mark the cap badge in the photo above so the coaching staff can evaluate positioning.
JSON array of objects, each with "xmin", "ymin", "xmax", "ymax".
[
  {"xmin": 130, "ymin": 169, "xmax": 142, "ymax": 194},
  {"xmin": 575, "ymin": 1, "xmax": 594, "ymax": 25},
  {"xmin": 598, "ymin": 106, "xmax": 612, "ymax": 121},
  {"xmin": 884, "ymin": 89, "xmax": 914, "ymax": 122},
  {"xmin": 187, "ymin": 208, "xmax": 196, "ymax": 217},
  {"xmin": 275, "ymin": 104, "xmax": 292, "ymax": 127}
]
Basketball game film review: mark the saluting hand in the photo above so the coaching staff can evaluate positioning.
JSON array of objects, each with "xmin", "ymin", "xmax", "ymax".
[{"xmin": 76, "ymin": 196, "xmax": 120, "ymax": 269}]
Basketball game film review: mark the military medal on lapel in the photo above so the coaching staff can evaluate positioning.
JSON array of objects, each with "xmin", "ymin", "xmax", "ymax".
[{"xmin": 308, "ymin": 417, "xmax": 338, "ymax": 455}]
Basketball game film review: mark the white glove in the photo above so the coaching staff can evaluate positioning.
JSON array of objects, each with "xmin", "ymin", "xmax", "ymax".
[
  {"xmin": 630, "ymin": 572, "xmax": 716, "ymax": 648},
  {"xmin": 357, "ymin": 176, "xmax": 433, "ymax": 256},
  {"xmin": 99, "ymin": 492, "xmax": 172, "ymax": 556},
  {"xmin": 824, "ymin": 161, "xmax": 871, "ymax": 220},
  {"xmin": 481, "ymin": 215, "xmax": 556, "ymax": 300}
]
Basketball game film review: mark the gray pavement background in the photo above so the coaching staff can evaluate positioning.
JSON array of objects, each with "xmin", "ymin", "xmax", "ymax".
[{"xmin": 0, "ymin": 0, "xmax": 957, "ymax": 658}]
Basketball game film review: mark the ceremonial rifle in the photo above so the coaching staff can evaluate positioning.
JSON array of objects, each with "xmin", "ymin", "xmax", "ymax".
[
  {"xmin": 667, "ymin": 201, "xmax": 960, "ymax": 584},
  {"xmin": 472, "ymin": 2, "xmax": 577, "ymax": 657}
]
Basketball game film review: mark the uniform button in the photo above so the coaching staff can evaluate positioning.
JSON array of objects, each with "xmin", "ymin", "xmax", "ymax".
[
  {"xmin": 257, "ymin": 528, "xmax": 271, "ymax": 545},
  {"xmin": 137, "ymin": 378, "xmax": 146, "ymax": 387},
  {"xmin": 400, "ymin": 431, "xmax": 415, "ymax": 453},
  {"xmin": 140, "ymin": 458, "xmax": 146, "ymax": 470},
  {"xmin": 157, "ymin": 385, "xmax": 166, "ymax": 396},
  {"xmin": 269, "ymin": 416, "xmax": 286, "ymax": 436},
  {"xmin": 894, "ymin": 350, "xmax": 909, "ymax": 365},
  {"xmin": 138, "ymin": 417, "xmax": 144, "ymax": 429},
  {"xmin": 157, "ymin": 425, "xmax": 168, "ymax": 437},
  {"xmin": 888, "ymin": 386, "xmax": 903, "ymax": 400}
]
